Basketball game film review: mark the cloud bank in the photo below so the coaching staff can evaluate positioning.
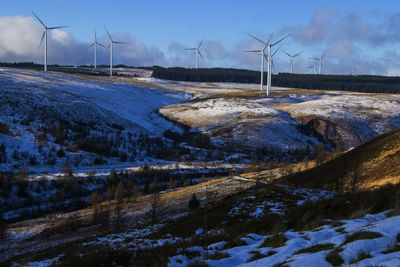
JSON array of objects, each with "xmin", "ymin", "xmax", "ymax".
[{"xmin": 2, "ymin": 9, "xmax": 400, "ymax": 75}]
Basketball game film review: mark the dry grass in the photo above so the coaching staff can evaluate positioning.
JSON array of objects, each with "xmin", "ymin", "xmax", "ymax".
[{"xmin": 294, "ymin": 243, "xmax": 335, "ymax": 254}]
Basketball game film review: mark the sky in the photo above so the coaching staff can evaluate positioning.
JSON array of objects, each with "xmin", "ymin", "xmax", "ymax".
[{"xmin": 1, "ymin": 0, "xmax": 400, "ymax": 75}]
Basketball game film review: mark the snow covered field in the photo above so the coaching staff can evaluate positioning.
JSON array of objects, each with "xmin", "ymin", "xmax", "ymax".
[
  {"xmin": 0, "ymin": 67, "xmax": 190, "ymax": 134},
  {"xmin": 169, "ymin": 211, "xmax": 400, "ymax": 266}
]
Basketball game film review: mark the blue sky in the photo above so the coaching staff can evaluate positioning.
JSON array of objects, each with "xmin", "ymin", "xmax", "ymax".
[{"xmin": 1, "ymin": 0, "xmax": 400, "ymax": 74}]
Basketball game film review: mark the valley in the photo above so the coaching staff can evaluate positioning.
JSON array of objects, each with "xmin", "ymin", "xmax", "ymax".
[{"xmin": 0, "ymin": 67, "xmax": 400, "ymax": 266}]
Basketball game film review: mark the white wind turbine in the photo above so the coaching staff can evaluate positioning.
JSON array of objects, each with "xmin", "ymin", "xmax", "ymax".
[
  {"xmin": 244, "ymin": 34, "xmax": 272, "ymax": 91},
  {"xmin": 185, "ymin": 40, "xmax": 204, "ymax": 69},
  {"xmin": 104, "ymin": 27, "xmax": 127, "ymax": 77},
  {"xmin": 89, "ymin": 31, "xmax": 105, "ymax": 69},
  {"xmin": 32, "ymin": 11, "xmax": 67, "ymax": 72},
  {"xmin": 282, "ymin": 50, "xmax": 302, "ymax": 73},
  {"xmin": 312, "ymin": 52, "xmax": 327, "ymax": 74},
  {"xmin": 265, "ymin": 45, "xmax": 282, "ymax": 74},
  {"xmin": 249, "ymin": 34, "xmax": 290, "ymax": 95}
]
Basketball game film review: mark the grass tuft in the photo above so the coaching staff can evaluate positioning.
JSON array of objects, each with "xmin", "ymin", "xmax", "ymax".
[
  {"xmin": 294, "ymin": 243, "xmax": 335, "ymax": 254},
  {"xmin": 325, "ymin": 248, "xmax": 344, "ymax": 266},
  {"xmin": 247, "ymin": 250, "xmax": 266, "ymax": 262},
  {"xmin": 259, "ymin": 233, "xmax": 287, "ymax": 248},
  {"xmin": 349, "ymin": 251, "xmax": 372, "ymax": 264},
  {"xmin": 344, "ymin": 231, "xmax": 383, "ymax": 245}
]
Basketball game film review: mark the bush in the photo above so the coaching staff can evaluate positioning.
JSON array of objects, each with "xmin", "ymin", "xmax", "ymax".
[
  {"xmin": 53, "ymin": 247, "xmax": 132, "ymax": 266},
  {"xmin": 0, "ymin": 122, "xmax": 10, "ymax": 135},
  {"xmin": 56, "ymin": 147, "xmax": 65, "ymax": 158},
  {"xmin": 189, "ymin": 193, "xmax": 200, "ymax": 210}
]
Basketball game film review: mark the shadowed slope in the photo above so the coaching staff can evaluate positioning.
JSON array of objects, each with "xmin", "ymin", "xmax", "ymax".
[{"xmin": 280, "ymin": 129, "xmax": 400, "ymax": 191}]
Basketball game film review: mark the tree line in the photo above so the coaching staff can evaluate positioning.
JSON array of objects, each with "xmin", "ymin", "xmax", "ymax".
[{"xmin": 151, "ymin": 66, "xmax": 400, "ymax": 94}]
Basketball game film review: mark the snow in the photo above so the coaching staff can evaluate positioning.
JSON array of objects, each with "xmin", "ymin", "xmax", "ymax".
[
  {"xmin": 168, "ymin": 211, "xmax": 400, "ymax": 266},
  {"xmin": 0, "ymin": 67, "xmax": 191, "ymax": 134}
]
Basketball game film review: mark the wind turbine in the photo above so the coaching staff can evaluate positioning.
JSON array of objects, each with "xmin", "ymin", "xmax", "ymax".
[
  {"xmin": 249, "ymin": 34, "xmax": 290, "ymax": 95},
  {"xmin": 185, "ymin": 40, "xmax": 204, "ymax": 69},
  {"xmin": 31, "ymin": 11, "xmax": 67, "ymax": 72},
  {"xmin": 89, "ymin": 31, "xmax": 105, "ymax": 69},
  {"xmin": 310, "ymin": 57, "xmax": 319, "ymax": 74},
  {"xmin": 308, "ymin": 65, "xmax": 315, "ymax": 74},
  {"xmin": 311, "ymin": 52, "xmax": 327, "ymax": 74},
  {"xmin": 282, "ymin": 50, "xmax": 302, "ymax": 73},
  {"xmin": 264, "ymin": 44, "xmax": 281, "ymax": 75},
  {"xmin": 105, "ymin": 27, "xmax": 127, "ymax": 77},
  {"xmin": 244, "ymin": 34, "xmax": 272, "ymax": 91}
]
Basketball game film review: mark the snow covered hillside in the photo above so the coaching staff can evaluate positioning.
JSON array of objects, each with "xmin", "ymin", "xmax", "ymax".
[
  {"xmin": 160, "ymin": 88, "xmax": 400, "ymax": 152},
  {"xmin": 171, "ymin": 211, "xmax": 400, "ymax": 267},
  {"xmin": 0, "ymin": 67, "xmax": 191, "ymax": 173}
]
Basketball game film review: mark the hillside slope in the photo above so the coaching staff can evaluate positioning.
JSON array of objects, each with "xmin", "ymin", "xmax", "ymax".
[{"xmin": 281, "ymin": 129, "xmax": 400, "ymax": 191}]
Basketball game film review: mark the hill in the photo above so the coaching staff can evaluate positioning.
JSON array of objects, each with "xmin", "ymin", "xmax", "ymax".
[{"xmin": 280, "ymin": 129, "xmax": 400, "ymax": 191}]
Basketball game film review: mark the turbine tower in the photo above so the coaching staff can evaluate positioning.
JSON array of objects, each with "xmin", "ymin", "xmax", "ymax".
[
  {"xmin": 185, "ymin": 40, "xmax": 204, "ymax": 69},
  {"xmin": 264, "ymin": 45, "xmax": 281, "ymax": 74},
  {"xmin": 312, "ymin": 52, "xmax": 327, "ymax": 74},
  {"xmin": 248, "ymin": 34, "xmax": 289, "ymax": 95},
  {"xmin": 32, "ymin": 11, "xmax": 67, "ymax": 71},
  {"xmin": 89, "ymin": 31, "xmax": 105, "ymax": 69},
  {"xmin": 266, "ymin": 36, "xmax": 290, "ymax": 95},
  {"xmin": 282, "ymin": 50, "xmax": 302, "ymax": 73},
  {"xmin": 105, "ymin": 27, "xmax": 127, "ymax": 77},
  {"xmin": 244, "ymin": 34, "xmax": 272, "ymax": 91}
]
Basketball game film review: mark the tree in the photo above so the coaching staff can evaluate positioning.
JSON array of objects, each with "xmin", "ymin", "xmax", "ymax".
[
  {"xmin": 105, "ymin": 186, "xmax": 114, "ymax": 205},
  {"xmin": 61, "ymin": 160, "xmax": 73, "ymax": 178},
  {"xmin": 188, "ymin": 193, "xmax": 200, "ymax": 210},
  {"xmin": 149, "ymin": 178, "xmax": 161, "ymax": 223},
  {"xmin": 108, "ymin": 169, "xmax": 118, "ymax": 185},
  {"xmin": 114, "ymin": 181, "xmax": 125, "ymax": 203},
  {"xmin": 89, "ymin": 191, "xmax": 104, "ymax": 224},
  {"xmin": 114, "ymin": 181, "xmax": 125, "ymax": 226},
  {"xmin": 314, "ymin": 143, "xmax": 327, "ymax": 166},
  {"xmin": 15, "ymin": 165, "xmax": 28, "ymax": 181},
  {"xmin": 167, "ymin": 178, "xmax": 176, "ymax": 190},
  {"xmin": 0, "ymin": 213, "xmax": 6, "ymax": 240},
  {"xmin": 56, "ymin": 147, "xmax": 65, "ymax": 158},
  {"xmin": 128, "ymin": 182, "xmax": 141, "ymax": 203},
  {"xmin": 88, "ymin": 191, "xmax": 102, "ymax": 206}
]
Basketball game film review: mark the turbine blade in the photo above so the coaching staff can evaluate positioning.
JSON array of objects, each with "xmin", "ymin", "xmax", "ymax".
[
  {"xmin": 282, "ymin": 50, "xmax": 291, "ymax": 57},
  {"xmin": 96, "ymin": 42, "xmax": 106, "ymax": 48},
  {"xmin": 322, "ymin": 51, "xmax": 327, "ymax": 59},
  {"xmin": 48, "ymin": 26, "xmax": 68, "ymax": 30},
  {"xmin": 293, "ymin": 52, "xmax": 303, "ymax": 57},
  {"xmin": 113, "ymin": 41, "xmax": 127, "ymax": 44},
  {"xmin": 104, "ymin": 27, "xmax": 112, "ymax": 41},
  {"xmin": 39, "ymin": 31, "xmax": 45, "ymax": 48},
  {"xmin": 243, "ymin": 50, "xmax": 261, "ymax": 53},
  {"xmin": 247, "ymin": 34, "xmax": 267, "ymax": 45},
  {"xmin": 271, "ymin": 34, "xmax": 291, "ymax": 46},
  {"xmin": 89, "ymin": 43, "xmax": 95, "ymax": 48},
  {"xmin": 311, "ymin": 57, "xmax": 319, "ymax": 60},
  {"xmin": 198, "ymin": 50, "xmax": 204, "ymax": 60},
  {"xmin": 185, "ymin": 48, "xmax": 197, "ymax": 50},
  {"xmin": 31, "ymin": 11, "xmax": 46, "ymax": 28},
  {"xmin": 272, "ymin": 45, "xmax": 282, "ymax": 57},
  {"xmin": 198, "ymin": 39, "xmax": 204, "ymax": 49}
]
